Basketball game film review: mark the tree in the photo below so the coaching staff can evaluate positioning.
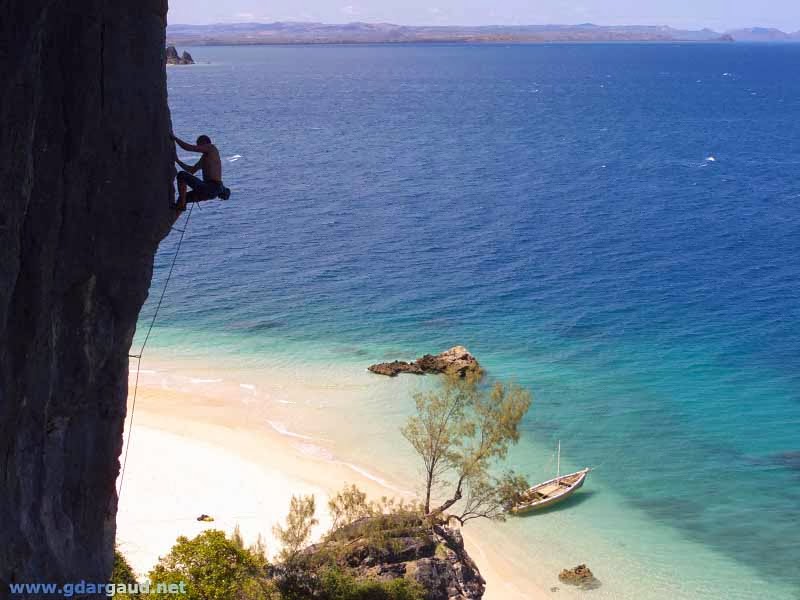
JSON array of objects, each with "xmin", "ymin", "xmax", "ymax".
[
  {"xmin": 402, "ymin": 373, "xmax": 531, "ymax": 523},
  {"xmin": 327, "ymin": 484, "xmax": 376, "ymax": 531},
  {"xmin": 273, "ymin": 495, "xmax": 319, "ymax": 562},
  {"xmin": 250, "ymin": 533, "xmax": 268, "ymax": 561},
  {"xmin": 149, "ymin": 530, "xmax": 270, "ymax": 600},
  {"xmin": 452, "ymin": 470, "xmax": 530, "ymax": 526},
  {"xmin": 231, "ymin": 524, "xmax": 245, "ymax": 549},
  {"xmin": 111, "ymin": 549, "xmax": 140, "ymax": 599},
  {"xmin": 400, "ymin": 372, "xmax": 475, "ymax": 514}
]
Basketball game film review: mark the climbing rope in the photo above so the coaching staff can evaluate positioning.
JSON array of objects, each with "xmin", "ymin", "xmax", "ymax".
[{"xmin": 117, "ymin": 204, "xmax": 195, "ymax": 497}]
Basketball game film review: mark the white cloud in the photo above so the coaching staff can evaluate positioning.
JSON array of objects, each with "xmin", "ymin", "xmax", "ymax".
[{"xmin": 341, "ymin": 5, "xmax": 356, "ymax": 15}]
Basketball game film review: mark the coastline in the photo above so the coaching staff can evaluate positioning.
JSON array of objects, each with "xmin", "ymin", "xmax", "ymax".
[
  {"xmin": 116, "ymin": 365, "xmax": 551, "ymax": 600},
  {"xmin": 116, "ymin": 352, "xmax": 791, "ymax": 600}
]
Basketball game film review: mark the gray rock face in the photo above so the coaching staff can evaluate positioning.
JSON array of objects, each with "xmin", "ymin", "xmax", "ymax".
[{"xmin": 0, "ymin": 0, "xmax": 175, "ymax": 592}]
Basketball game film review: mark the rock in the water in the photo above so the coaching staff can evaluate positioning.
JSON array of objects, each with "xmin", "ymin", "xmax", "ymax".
[
  {"xmin": 1, "ymin": 0, "xmax": 176, "ymax": 587},
  {"xmin": 166, "ymin": 45, "xmax": 195, "ymax": 65},
  {"xmin": 558, "ymin": 564, "xmax": 600, "ymax": 589},
  {"xmin": 369, "ymin": 346, "xmax": 481, "ymax": 378},
  {"xmin": 368, "ymin": 360, "xmax": 425, "ymax": 377}
]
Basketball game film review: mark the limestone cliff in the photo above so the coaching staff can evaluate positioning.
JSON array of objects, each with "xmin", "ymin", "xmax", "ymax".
[{"xmin": 0, "ymin": 0, "xmax": 175, "ymax": 592}]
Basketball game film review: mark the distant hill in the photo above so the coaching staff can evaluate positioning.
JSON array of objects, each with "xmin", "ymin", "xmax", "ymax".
[
  {"xmin": 166, "ymin": 21, "xmax": 743, "ymax": 45},
  {"xmin": 726, "ymin": 27, "xmax": 800, "ymax": 42}
]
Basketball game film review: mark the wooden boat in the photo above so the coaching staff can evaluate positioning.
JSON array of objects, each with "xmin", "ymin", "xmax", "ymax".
[{"xmin": 510, "ymin": 442, "xmax": 591, "ymax": 515}]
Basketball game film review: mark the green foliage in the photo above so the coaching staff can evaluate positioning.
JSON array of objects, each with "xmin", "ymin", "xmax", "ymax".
[
  {"xmin": 111, "ymin": 549, "xmax": 139, "ymax": 598},
  {"xmin": 401, "ymin": 374, "xmax": 472, "ymax": 514},
  {"xmin": 318, "ymin": 568, "xmax": 425, "ymax": 600},
  {"xmin": 273, "ymin": 495, "xmax": 319, "ymax": 562},
  {"xmin": 250, "ymin": 532, "xmax": 268, "ymax": 560},
  {"xmin": 148, "ymin": 529, "xmax": 271, "ymax": 600},
  {"xmin": 134, "ymin": 489, "xmax": 433, "ymax": 600},
  {"xmin": 458, "ymin": 470, "xmax": 531, "ymax": 524},
  {"xmin": 328, "ymin": 484, "xmax": 376, "ymax": 531},
  {"xmin": 327, "ymin": 485, "xmax": 424, "ymax": 535},
  {"xmin": 272, "ymin": 563, "xmax": 425, "ymax": 600},
  {"xmin": 232, "ymin": 524, "xmax": 245, "ymax": 549},
  {"xmin": 402, "ymin": 373, "xmax": 532, "ymax": 523}
]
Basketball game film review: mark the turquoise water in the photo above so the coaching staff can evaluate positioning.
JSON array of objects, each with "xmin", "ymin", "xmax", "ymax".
[{"xmin": 152, "ymin": 44, "xmax": 800, "ymax": 597}]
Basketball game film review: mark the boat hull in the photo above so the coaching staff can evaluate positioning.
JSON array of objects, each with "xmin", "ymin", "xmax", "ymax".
[{"xmin": 510, "ymin": 468, "xmax": 590, "ymax": 515}]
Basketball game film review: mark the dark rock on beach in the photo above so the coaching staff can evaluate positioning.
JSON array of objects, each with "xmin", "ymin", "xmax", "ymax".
[
  {"xmin": 1, "ymin": 0, "xmax": 176, "ymax": 589},
  {"xmin": 558, "ymin": 564, "xmax": 600, "ymax": 589},
  {"xmin": 166, "ymin": 45, "xmax": 195, "ymax": 65},
  {"xmin": 369, "ymin": 346, "xmax": 482, "ymax": 378}
]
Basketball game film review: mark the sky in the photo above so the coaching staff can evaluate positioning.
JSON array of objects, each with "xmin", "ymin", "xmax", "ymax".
[{"xmin": 168, "ymin": 0, "xmax": 800, "ymax": 31}]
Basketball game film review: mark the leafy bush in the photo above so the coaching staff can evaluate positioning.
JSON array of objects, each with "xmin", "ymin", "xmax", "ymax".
[
  {"xmin": 148, "ymin": 529, "xmax": 271, "ymax": 600},
  {"xmin": 111, "ymin": 550, "xmax": 139, "ymax": 598},
  {"xmin": 273, "ymin": 495, "xmax": 319, "ymax": 563},
  {"xmin": 318, "ymin": 568, "xmax": 425, "ymax": 600}
]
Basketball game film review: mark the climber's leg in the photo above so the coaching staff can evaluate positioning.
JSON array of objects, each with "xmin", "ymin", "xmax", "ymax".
[
  {"xmin": 174, "ymin": 170, "xmax": 202, "ymax": 212},
  {"xmin": 176, "ymin": 176, "xmax": 188, "ymax": 212}
]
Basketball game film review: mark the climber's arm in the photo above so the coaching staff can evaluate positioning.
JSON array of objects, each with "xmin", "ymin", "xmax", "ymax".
[
  {"xmin": 175, "ymin": 156, "xmax": 201, "ymax": 173},
  {"xmin": 172, "ymin": 134, "xmax": 208, "ymax": 154}
]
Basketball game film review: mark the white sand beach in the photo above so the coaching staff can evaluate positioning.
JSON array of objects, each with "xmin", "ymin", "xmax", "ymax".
[{"xmin": 115, "ymin": 364, "xmax": 551, "ymax": 600}]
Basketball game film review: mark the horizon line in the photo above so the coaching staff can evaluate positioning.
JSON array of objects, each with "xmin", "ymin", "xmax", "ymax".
[{"xmin": 166, "ymin": 20, "xmax": 800, "ymax": 34}]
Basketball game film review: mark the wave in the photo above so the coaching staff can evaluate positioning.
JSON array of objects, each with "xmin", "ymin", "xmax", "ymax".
[
  {"xmin": 340, "ymin": 462, "xmax": 410, "ymax": 494},
  {"xmin": 295, "ymin": 442, "xmax": 335, "ymax": 461},
  {"xmin": 266, "ymin": 420, "xmax": 315, "ymax": 440}
]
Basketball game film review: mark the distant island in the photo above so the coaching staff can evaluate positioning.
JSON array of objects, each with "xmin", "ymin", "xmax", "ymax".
[
  {"xmin": 166, "ymin": 21, "xmax": 800, "ymax": 46},
  {"xmin": 165, "ymin": 45, "xmax": 194, "ymax": 64}
]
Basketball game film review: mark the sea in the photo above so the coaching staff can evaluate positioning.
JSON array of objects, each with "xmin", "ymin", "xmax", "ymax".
[{"xmin": 145, "ymin": 43, "xmax": 800, "ymax": 599}]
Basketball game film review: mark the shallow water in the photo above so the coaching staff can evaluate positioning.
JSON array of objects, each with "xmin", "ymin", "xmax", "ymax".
[{"xmin": 150, "ymin": 43, "xmax": 800, "ymax": 598}]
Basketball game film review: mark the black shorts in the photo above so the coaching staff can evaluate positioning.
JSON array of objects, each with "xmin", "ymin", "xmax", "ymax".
[{"xmin": 177, "ymin": 171, "xmax": 224, "ymax": 202}]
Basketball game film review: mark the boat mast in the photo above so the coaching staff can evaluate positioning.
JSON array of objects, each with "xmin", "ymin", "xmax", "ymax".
[{"xmin": 557, "ymin": 440, "xmax": 561, "ymax": 481}]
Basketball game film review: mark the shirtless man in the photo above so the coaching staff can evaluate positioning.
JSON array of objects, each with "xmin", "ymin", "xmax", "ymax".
[{"xmin": 171, "ymin": 133, "xmax": 226, "ymax": 212}]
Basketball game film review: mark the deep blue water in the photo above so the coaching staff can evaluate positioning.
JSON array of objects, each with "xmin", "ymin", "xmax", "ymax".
[{"xmin": 156, "ymin": 44, "xmax": 800, "ymax": 594}]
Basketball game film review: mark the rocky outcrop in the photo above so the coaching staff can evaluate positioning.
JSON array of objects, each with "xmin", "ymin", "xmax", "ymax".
[
  {"xmin": 309, "ymin": 516, "xmax": 485, "ymax": 600},
  {"xmin": 166, "ymin": 45, "xmax": 195, "ymax": 65},
  {"xmin": 558, "ymin": 564, "xmax": 600, "ymax": 589},
  {"xmin": 0, "ymin": 0, "xmax": 176, "ymax": 592},
  {"xmin": 369, "ymin": 346, "xmax": 481, "ymax": 378}
]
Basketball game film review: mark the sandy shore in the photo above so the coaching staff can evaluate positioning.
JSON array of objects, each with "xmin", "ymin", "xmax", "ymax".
[{"xmin": 115, "ymin": 365, "xmax": 549, "ymax": 600}]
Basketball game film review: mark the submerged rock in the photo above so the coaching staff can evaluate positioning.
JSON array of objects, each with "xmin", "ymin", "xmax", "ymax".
[
  {"xmin": 558, "ymin": 564, "xmax": 600, "ymax": 589},
  {"xmin": 369, "ymin": 346, "xmax": 481, "ymax": 378},
  {"xmin": 166, "ymin": 45, "xmax": 195, "ymax": 65}
]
